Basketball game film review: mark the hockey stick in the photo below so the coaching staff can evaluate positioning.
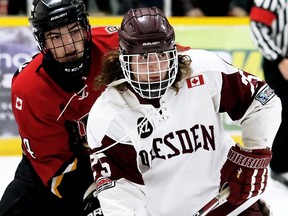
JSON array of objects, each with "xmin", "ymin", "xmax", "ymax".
[{"xmin": 192, "ymin": 186, "xmax": 230, "ymax": 216}]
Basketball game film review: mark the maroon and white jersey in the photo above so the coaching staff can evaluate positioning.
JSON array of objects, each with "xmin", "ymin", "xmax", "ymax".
[{"xmin": 87, "ymin": 49, "xmax": 281, "ymax": 216}]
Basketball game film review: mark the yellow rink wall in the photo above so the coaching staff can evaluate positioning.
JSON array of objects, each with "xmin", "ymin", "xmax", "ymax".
[
  {"xmin": 0, "ymin": 17, "xmax": 250, "ymax": 156},
  {"xmin": 0, "ymin": 16, "xmax": 250, "ymax": 26}
]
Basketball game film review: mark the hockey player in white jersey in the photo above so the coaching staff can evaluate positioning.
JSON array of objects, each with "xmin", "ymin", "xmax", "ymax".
[{"xmin": 87, "ymin": 6, "xmax": 281, "ymax": 216}]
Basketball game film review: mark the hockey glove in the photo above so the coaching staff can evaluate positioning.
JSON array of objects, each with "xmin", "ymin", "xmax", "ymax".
[
  {"xmin": 220, "ymin": 144, "xmax": 272, "ymax": 205},
  {"xmin": 83, "ymin": 183, "xmax": 103, "ymax": 216}
]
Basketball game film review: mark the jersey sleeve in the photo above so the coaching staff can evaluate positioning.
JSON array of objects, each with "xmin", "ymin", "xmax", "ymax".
[
  {"xmin": 210, "ymin": 52, "xmax": 281, "ymax": 149},
  {"xmin": 89, "ymin": 138, "xmax": 147, "ymax": 216},
  {"xmin": 188, "ymin": 49, "xmax": 281, "ymax": 148},
  {"xmin": 220, "ymin": 70, "xmax": 281, "ymax": 148},
  {"xmin": 87, "ymin": 94, "xmax": 147, "ymax": 216}
]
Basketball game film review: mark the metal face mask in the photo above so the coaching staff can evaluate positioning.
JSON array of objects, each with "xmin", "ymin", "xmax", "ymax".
[{"xmin": 120, "ymin": 49, "xmax": 178, "ymax": 99}]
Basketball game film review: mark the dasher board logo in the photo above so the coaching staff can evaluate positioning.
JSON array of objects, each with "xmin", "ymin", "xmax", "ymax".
[{"xmin": 137, "ymin": 117, "xmax": 153, "ymax": 138}]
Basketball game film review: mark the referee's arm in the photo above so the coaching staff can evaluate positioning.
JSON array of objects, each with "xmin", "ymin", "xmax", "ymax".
[{"xmin": 249, "ymin": 0, "xmax": 287, "ymax": 65}]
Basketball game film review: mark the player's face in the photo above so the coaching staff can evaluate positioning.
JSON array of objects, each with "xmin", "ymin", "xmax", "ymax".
[
  {"xmin": 44, "ymin": 22, "xmax": 86, "ymax": 63},
  {"xmin": 130, "ymin": 52, "xmax": 169, "ymax": 82}
]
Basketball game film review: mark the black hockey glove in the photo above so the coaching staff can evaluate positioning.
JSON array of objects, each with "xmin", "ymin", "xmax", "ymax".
[{"xmin": 83, "ymin": 183, "xmax": 103, "ymax": 216}]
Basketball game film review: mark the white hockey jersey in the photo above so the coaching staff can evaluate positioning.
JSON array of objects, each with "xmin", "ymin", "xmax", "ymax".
[{"xmin": 87, "ymin": 49, "xmax": 281, "ymax": 216}]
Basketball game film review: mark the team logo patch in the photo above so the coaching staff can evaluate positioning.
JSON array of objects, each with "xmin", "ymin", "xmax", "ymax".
[
  {"xmin": 255, "ymin": 86, "xmax": 275, "ymax": 105},
  {"xmin": 137, "ymin": 117, "xmax": 153, "ymax": 138},
  {"xmin": 186, "ymin": 75, "xmax": 204, "ymax": 88},
  {"xmin": 95, "ymin": 177, "xmax": 115, "ymax": 195}
]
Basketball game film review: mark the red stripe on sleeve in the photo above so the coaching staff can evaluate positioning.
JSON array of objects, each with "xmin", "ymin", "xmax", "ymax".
[{"xmin": 250, "ymin": 7, "xmax": 276, "ymax": 26}]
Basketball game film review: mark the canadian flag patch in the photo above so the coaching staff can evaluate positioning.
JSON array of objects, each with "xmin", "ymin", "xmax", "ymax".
[
  {"xmin": 186, "ymin": 75, "xmax": 204, "ymax": 88},
  {"xmin": 16, "ymin": 97, "xmax": 23, "ymax": 110}
]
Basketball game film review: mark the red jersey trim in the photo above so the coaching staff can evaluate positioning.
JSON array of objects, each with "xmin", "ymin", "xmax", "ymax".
[{"xmin": 250, "ymin": 7, "xmax": 276, "ymax": 26}]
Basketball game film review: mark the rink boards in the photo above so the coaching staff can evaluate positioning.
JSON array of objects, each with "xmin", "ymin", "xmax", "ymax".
[{"xmin": 0, "ymin": 17, "xmax": 256, "ymax": 155}]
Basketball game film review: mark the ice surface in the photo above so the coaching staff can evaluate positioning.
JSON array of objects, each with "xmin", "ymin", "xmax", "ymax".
[{"xmin": 0, "ymin": 156, "xmax": 287, "ymax": 215}]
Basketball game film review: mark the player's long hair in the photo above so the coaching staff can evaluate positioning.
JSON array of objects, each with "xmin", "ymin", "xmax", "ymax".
[{"xmin": 94, "ymin": 45, "xmax": 192, "ymax": 93}]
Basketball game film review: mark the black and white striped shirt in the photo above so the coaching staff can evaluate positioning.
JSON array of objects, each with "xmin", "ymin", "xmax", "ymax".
[{"xmin": 250, "ymin": 0, "xmax": 288, "ymax": 64}]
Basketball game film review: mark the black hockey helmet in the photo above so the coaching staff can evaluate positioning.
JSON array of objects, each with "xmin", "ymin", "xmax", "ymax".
[
  {"xmin": 118, "ymin": 6, "xmax": 175, "ymax": 54},
  {"xmin": 28, "ymin": 0, "xmax": 92, "ymax": 92},
  {"xmin": 29, "ymin": 0, "xmax": 91, "ymax": 52}
]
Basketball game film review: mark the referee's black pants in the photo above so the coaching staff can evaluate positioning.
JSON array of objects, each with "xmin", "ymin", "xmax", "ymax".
[{"xmin": 263, "ymin": 58, "xmax": 288, "ymax": 173}]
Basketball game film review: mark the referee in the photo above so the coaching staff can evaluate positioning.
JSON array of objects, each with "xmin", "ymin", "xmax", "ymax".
[{"xmin": 250, "ymin": 0, "xmax": 288, "ymax": 187}]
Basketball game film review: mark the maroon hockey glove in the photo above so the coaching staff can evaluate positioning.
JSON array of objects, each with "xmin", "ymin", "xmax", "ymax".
[{"xmin": 220, "ymin": 144, "xmax": 272, "ymax": 205}]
